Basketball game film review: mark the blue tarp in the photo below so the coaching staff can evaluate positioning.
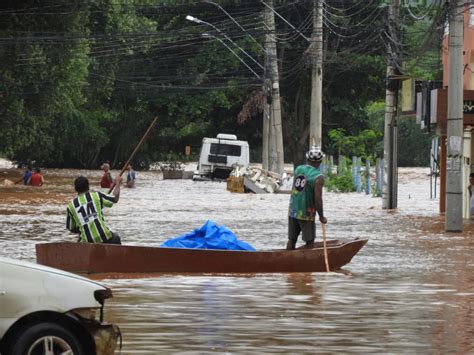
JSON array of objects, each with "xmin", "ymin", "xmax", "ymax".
[{"xmin": 160, "ymin": 220, "xmax": 255, "ymax": 251}]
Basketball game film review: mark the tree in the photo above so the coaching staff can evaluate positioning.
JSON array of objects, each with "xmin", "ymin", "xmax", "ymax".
[{"xmin": 0, "ymin": 1, "xmax": 444, "ymax": 168}]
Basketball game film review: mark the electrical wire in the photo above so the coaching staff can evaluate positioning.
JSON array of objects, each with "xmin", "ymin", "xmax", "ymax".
[{"xmin": 0, "ymin": 0, "xmax": 450, "ymax": 95}]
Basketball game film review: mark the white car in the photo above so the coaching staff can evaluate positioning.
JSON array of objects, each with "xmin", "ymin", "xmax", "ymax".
[{"xmin": 0, "ymin": 257, "xmax": 120, "ymax": 355}]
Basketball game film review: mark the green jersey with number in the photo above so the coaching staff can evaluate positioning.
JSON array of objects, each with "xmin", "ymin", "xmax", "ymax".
[
  {"xmin": 288, "ymin": 165, "xmax": 322, "ymax": 221},
  {"xmin": 66, "ymin": 191, "xmax": 115, "ymax": 243}
]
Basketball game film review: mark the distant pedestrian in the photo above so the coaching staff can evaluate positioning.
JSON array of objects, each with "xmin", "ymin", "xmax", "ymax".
[
  {"xmin": 28, "ymin": 168, "xmax": 44, "ymax": 187},
  {"xmin": 100, "ymin": 162, "xmax": 114, "ymax": 189},
  {"xmin": 469, "ymin": 172, "xmax": 474, "ymax": 218},
  {"xmin": 15, "ymin": 166, "xmax": 32, "ymax": 185},
  {"xmin": 125, "ymin": 163, "xmax": 136, "ymax": 188},
  {"xmin": 287, "ymin": 146, "xmax": 327, "ymax": 250}
]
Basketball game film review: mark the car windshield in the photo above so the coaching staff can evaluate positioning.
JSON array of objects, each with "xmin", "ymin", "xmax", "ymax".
[{"xmin": 210, "ymin": 143, "xmax": 241, "ymax": 157}]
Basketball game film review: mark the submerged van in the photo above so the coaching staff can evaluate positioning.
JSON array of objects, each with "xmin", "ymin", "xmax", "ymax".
[{"xmin": 193, "ymin": 133, "xmax": 249, "ymax": 180}]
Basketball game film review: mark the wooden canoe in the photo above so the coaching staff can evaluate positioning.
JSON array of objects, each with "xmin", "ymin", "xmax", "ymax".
[{"xmin": 35, "ymin": 239, "xmax": 367, "ymax": 274}]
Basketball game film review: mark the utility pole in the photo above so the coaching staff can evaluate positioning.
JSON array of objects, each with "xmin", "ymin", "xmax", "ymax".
[
  {"xmin": 382, "ymin": 0, "xmax": 400, "ymax": 210},
  {"xmin": 264, "ymin": 0, "xmax": 284, "ymax": 174},
  {"xmin": 310, "ymin": 0, "xmax": 323, "ymax": 148},
  {"xmin": 262, "ymin": 78, "xmax": 271, "ymax": 170},
  {"xmin": 446, "ymin": 0, "xmax": 464, "ymax": 232},
  {"xmin": 262, "ymin": 15, "xmax": 272, "ymax": 171},
  {"xmin": 263, "ymin": 5, "xmax": 273, "ymax": 171}
]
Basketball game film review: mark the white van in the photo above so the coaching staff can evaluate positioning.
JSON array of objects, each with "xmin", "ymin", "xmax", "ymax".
[{"xmin": 193, "ymin": 133, "xmax": 249, "ymax": 180}]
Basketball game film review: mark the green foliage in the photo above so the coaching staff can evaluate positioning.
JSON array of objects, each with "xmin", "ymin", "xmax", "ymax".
[
  {"xmin": 0, "ymin": 1, "xmax": 94, "ymax": 166},
  {"xmin": 364, "ymin": 100, "xmax": 435, "ymax": 167},
  {"xmin": 328, "ymin": 128, "xmax": 353, "ymax": 156},
  {"xmin": 400, "ymin": 6, "xmax": 443, "ymax": 81},
  {"xmin": 398, "ymin": 117, "xmax": 435, "ymax": 167},
  {"xmin": 325, "ymin": 171, "xmax": 356, "ymax": 193},
  {"xmin": 0, "ymin": 1, "xmax": 442, "ymax": 168},
  {"xmin": 328, "ymin": 128, "xmax": 382, "ymax": 160}
]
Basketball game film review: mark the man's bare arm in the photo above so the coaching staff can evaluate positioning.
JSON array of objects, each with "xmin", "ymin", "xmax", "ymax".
[{"xmin": 314, "ymin": 176, "xmax": 327, "ymax": 224}]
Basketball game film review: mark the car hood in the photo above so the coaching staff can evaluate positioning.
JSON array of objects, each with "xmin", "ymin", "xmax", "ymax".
[
  {"xmin": 0, "ymin": 257, "xmax": 110, "ymax": 320},
  {"xmin": 0, "ymin": 256, "xmax": 104, "ymax": 287}
]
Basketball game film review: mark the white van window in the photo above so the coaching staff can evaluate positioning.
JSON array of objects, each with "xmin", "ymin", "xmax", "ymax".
[{"xmin": 210, "ymin": 143, "xmax": 242, "ymax": 157}]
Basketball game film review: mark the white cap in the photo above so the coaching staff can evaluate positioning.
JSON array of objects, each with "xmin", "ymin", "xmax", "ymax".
[{"xmin": 306, "ymin": 146, "xmax": 325, "ymax": 161}]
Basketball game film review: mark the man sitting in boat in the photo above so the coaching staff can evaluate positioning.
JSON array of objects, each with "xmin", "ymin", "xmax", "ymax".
[
  {"xmin": 287, "ymin": 146, "xmax": 327, "ymax": 250},
  {"xmin": 66, "ymin": 175, "xmax": 122, "ymax": 244}
]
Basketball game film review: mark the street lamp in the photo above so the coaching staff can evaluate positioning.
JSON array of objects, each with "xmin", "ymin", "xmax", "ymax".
[
  {"xmin": 186, "ymin": 14, "xmax": 264, "ymax": 71},
  {"xmin": 185, "ymin": 15, "xmax": 203, "ymax": 24}
]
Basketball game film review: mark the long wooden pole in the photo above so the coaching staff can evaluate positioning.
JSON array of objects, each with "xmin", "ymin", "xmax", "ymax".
[
  {"xmin": 108, "ymin": 116, "xmax": 159, "ymax": 194},
  {"xmin": 321, "ymin": 223, "xmax": 330, "ymax": 272}
]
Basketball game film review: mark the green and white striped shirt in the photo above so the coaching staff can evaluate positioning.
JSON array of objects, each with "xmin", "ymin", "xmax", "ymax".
[{"xmin": 66, "ymin": 191, "xmax": 115, "ymax": 243}]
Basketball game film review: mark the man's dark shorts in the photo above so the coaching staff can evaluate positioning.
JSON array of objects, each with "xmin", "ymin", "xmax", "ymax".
[
  {"xmin": 104, "ymin": 232, "xmax": 122, "ymax": 245},
  {"xmin": 288, "ymin": 217, "xmax": 316, "ymax": 242}
]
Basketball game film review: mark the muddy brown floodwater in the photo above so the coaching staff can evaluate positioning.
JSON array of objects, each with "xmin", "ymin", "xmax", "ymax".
[{"xmin": 0, "ymin": 166, "xmax": 473, "ymax": 353}]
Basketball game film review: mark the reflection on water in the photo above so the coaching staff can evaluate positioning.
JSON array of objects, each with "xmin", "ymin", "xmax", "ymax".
[{"xmin": 1, "ymin": 167, "xmax": 473, "ymax": 353}]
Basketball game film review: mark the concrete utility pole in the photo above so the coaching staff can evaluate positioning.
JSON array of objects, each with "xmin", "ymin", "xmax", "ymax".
[
  {"xmin": 263, "ymin": 6, "xmax": 272, "ymax": 171},
  {"xmin": 446, "ymin": 0, "xmax": 464, "ymax": 232},
  {"xmin": 382, "ymin": 0, "xmax": 400, "ymax": 210},
  {"xmin": 262, "ymin": 9, "xmax": 276, "ymax": 170},
  {"xmin": 262, "ymin": 16, "xmax": 272, "ymax": 171},
  {"xmin": 264, "ymin": 0, "xmax": 284, "ymax": 174},
  {"xmin": 310, "ymin": 0, "xmax": 323, "ymax": 148},
  {"xmin": 262, "ymin": 78, "xmax": 271, "ymax": 170}
]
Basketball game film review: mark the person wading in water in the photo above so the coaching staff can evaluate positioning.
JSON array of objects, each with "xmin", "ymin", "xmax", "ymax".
[
  {"xmin": 287, "ymin": 146, "xmax": 327, "ymax": 250},
  {"xmin": 66, "ymin": 175, "xmax": 122, "ymax": 244},
  {"xmin": 28, "ymin": 168, "xmax": 44, "ymax": 186},
  {"xmin": 468, "ymin": 172, "xmax": 474, "ymax": 219},
  {"xmin": 125, "ymin": 163, "xmax": 136, "ymax": 188},
  {"xmin": 100, "ymin": 162, "xmax": 114, "ymax": 189},
  {"xmin": 15, "ymin": 166, "xmax": 32, "ymax": 185}
]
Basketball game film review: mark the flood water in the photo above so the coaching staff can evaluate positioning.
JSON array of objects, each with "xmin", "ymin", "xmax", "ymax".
[{"xmin": 0, "ymin": 166, "xmax": 473, "ymax": 353}]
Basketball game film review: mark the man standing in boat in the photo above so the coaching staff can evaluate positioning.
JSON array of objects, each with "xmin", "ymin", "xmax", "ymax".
[
  {"xmin": 287, "ymin": 146, "xmax": 327, "ymax": 250},
  {"xmin": 66, "ymin": 175, "xmax": 122, "ymax": 244}
]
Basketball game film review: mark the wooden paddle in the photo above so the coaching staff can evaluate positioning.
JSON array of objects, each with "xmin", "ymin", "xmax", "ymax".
[
  {"xmin": 308, "ymin": 138, "xmax": 330, "ymax": 272},
  {"xmin": 108, "ymin": 116, "xmax": 159, "ymax": 194},
  {"xmin": 321, "ymin": 222, "xmax": 330, "ymax": 272}
]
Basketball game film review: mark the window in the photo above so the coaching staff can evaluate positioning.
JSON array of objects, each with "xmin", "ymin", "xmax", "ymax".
[{"xmin": 210, "ymin": 143, "xmax": 242, "ymax": 157}]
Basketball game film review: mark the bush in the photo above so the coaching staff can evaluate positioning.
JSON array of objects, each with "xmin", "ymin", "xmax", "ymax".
[{"xmin": 325, "ymin": 171, "xmax": 356, "ymax": 193}]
